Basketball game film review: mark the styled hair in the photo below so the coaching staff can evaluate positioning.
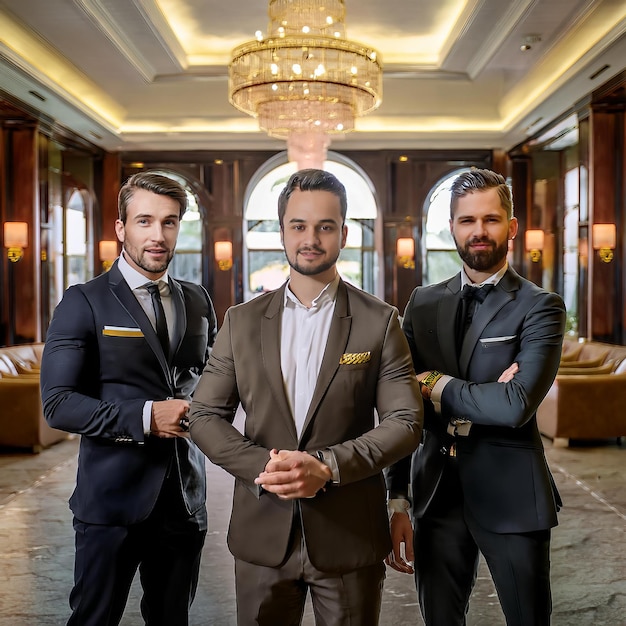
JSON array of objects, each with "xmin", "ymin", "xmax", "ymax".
[
  {"xmin": 118, "ymin": 172, "xmax": 187, "ymax": 222},
  {"xmin": 277, "ymin": 169, "xmax": 347, "ymax": 228},
  {"xmin": 450, "ymin": 169, "xmax": 513, "ymax": 219}
]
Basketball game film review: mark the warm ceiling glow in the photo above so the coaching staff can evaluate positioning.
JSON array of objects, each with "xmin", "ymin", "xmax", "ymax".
[{"xmin": 0, "ymin": 13, "xmax": 125, "ymax": 130}]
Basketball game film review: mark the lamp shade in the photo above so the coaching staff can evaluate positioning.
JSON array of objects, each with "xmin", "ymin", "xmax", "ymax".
[
  {"xmin": 524, "ymin": 229, "xmax": 544, "ymax": 251},
  {"xmin": 3, "ymin": 221, "xmax": 28, "ymax": 248},
  {"xmin": 592, "ymin": 224, "xmax": 616, "ymax": 250},
  {"xmin": 214, "ymin": 241, "xmax": 233, "ymax": 262},
  {"xmin": 99, "ymin": 240, "xmax": 118, "ymax": 261},
  {"xmin": 396, "ymin": 237, "xmax": 415, "ymax": 259}
]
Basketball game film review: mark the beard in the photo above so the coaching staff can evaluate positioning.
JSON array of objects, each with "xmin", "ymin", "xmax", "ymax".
[
  {"xmin": 123, "ymin": 243, "xmax": 174, "ymax": 276},
  {"xmin": 455, "ymin": 237, "xmax": 508, "ymax": 272},
  {"xmin": 286, "ymin": 246, "xmax": 339, "ymax": 276}
]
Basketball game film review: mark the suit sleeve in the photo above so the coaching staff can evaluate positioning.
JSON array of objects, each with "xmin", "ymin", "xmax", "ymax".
[
  {"xmin": 442, "ymin": 290, "xmax": 566, "ymax": 427},
  {"xmin": 188, "ymin": 309, "xmax": 271, "ymax": 493},
  {"xmin": 40, "ymin": 286, "xmax": 146, "ymax": 441},
  {"xmin": 328, "ymin": 308, "xmax": 423, "ymax": 486},
  {"xmin": 385, "ymin": 289, "xmax": 425, "ymax": 498}
]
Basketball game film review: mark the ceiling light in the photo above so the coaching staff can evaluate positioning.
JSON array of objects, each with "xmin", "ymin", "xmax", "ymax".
[
  {"xmin": 520, "ymin": 34, "xmax": 542, "ymax": 52},
  {"xmin": 228, "ymin": 0, "xmax": 383, "ymax": 169}
]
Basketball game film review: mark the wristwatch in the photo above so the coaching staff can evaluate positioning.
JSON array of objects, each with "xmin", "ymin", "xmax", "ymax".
[{"xmin": 420, "ymin": 370, "xmax": 443, "ymax": 390}]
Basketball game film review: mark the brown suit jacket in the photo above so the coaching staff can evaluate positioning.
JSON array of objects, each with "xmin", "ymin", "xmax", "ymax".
[{"xmin": 189, "ymin": 279, "xmax": 422, "ymax": 573}]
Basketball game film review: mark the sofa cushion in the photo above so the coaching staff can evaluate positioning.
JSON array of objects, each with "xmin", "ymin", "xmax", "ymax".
[
  {"xmin": 614, "ymin": 359, "xmax": 626, "ymax": 375},
  {"xmin": 558, "ymin": 361, "xmax": 616, "ymax": 376}
]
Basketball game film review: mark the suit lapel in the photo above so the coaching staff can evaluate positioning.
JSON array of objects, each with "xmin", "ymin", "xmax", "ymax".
[
  {"xmin": 459, "ymin": 269, "xmax": 519, "ymax": 373},
  {"xmin": 107, "ymin": 263, "xmax": 171, "ymax": 376},
  {"xmin": 261, "ymin": 287, "xmax": 299, "ymax": 439},
  {"xmin": 168, "ymin": 278, "xmax": 186, "ymax": 357},
  {"xmin": 301, "ymin": 281, "xmax": 351, "ymax": 437},
  {"xmin": 439, "ymin": 276, "xmax": 462, "ymax": 377}
]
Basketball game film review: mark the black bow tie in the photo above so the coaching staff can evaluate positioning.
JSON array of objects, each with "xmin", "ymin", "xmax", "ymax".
[{"xmin": 460, "ymin": 283, "xmax": 493, "ymax": 304}]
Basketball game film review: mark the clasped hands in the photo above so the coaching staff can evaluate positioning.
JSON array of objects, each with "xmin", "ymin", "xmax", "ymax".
[
  {"xmin": 151, "ymin": 399, "xmax": 190, "ymax": 438},
  {"xmin": 255, "ymin": 449, "xmax": 332, "ymax": 500}
]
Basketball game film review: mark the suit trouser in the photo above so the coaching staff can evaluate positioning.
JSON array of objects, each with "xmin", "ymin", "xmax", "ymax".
[
  {"xmin": 234, "ymin": 515, "xmax": 386, "ymax": 626},
  {"xmin": 68, "ymin": 470, "xmax": 206, "ymax": 626},
  {"xmin": 414, "ymin": 458, "xmax": 552, "ymax": 626}
]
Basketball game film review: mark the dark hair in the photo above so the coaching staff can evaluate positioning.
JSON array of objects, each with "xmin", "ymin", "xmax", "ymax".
[
  {"xmin": 450, "ymin": 169, "xmax": 513, "ymax": 219},
  {"xmin": 277, "ymin": 169, "xmax": 347, "ymax": 228},
  {"xmin": 118, "ymin": 172, "xmax": 187, "ymax": 223}
]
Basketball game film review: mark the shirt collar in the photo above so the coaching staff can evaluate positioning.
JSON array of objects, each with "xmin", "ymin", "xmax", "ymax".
[
  {"xmin": 461, "ymin": 262, "xmax": 508, "ymax": 289},
  {"xmin": 284, "ymin": 274, "xmax": 340, "ymax": 309},
  {"xmin": 118, "ymin": 250, "xmax": 170, "ymax": 291}
]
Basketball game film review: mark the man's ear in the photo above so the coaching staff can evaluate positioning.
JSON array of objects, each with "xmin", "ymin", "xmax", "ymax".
[{"xmin": 114, "ymin": 219, "xmax": 125, "ymax": 243}]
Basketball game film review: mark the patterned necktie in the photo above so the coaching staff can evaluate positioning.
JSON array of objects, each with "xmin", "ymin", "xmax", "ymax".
[
  {"xmin": 146, "ymin": 282, "xmax": 169, "ymax": 357},
  {"xmin": 455, "ymin": 284, "xmax": 494, "ymax": 353}
]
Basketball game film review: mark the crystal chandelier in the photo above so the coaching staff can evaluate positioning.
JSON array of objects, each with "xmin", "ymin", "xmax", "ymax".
[{"xmin": 229, "ymin": 0, "xmax": 383, "ymax": 169}]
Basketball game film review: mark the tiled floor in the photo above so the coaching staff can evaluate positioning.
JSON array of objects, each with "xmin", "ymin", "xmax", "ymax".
[{"xmin": 0, "ymin": 435, "xmax": 625, "ymax": 625}]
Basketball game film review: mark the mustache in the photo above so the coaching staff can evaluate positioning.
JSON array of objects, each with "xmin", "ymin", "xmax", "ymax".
[
  {"xmin": 466, "ymin": 237, "xmax": 494, "ymax": 246},
  {"xmin": 298, "ymin": 246, "xmax": 324, "ymax": 253}
]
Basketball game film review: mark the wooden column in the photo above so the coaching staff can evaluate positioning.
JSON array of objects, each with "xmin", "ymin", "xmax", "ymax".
[{"xmin": 9, "ymin": 125, "xmax": 40, "ymax": 343}]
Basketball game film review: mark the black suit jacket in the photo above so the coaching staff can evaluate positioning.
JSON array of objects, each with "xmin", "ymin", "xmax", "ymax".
[
  {"xmin": 41, "ymin": 261, "xmax": 217, "ymax": 526},
  {"xmin": 387, "ymin": 267, "xmax": 565, "ymax": 533}
]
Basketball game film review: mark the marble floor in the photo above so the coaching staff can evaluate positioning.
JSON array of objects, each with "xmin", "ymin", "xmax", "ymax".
[{"xmin": 0, "ymin": 435, "xmax": 624, "ymax": 625}]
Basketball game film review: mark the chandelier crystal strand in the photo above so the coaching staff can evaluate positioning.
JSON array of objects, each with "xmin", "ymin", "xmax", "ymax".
[{"xmin": 229, "ymin": 0, "xmax": 382, "ymax": 168}]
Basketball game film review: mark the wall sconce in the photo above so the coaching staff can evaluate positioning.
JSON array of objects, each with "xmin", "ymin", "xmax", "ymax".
[
  {"xmin": 99, "ymin": 240, "xmax": 118, "ymax": 272},
  {"xmin": 592, "ymin": 223, "xmax": 616, "ymax": 263},
  {"xmin": 214, "ymin": 240, "xmax": 233, "ymax": 271},
  {"xmin": 396, "ymin": 237, "xmax": 415, "ymax": 270},
  {"xmin": 3, "ymin": 221, "xmax": 28, "ymax": 262},
  {"xmin": 525, "ymin": 229, "xmax": 544, "ymax": 263}
]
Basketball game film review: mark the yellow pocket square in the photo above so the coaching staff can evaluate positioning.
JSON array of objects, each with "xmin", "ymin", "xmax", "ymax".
[
  {"xmin": 339, "ymin": 351, "xmax": 371, "ymax": 365},
  {"xmin": 102, "ymin": 326, "xmax": 144, "ymax": 338}
]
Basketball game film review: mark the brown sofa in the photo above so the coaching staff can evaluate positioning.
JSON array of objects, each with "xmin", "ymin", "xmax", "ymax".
[
  {"xmin": 0, "ymin": 343, "xmax": 67, "ymax": 452},
  {"xmin": 536, "ymin": 339, "xmax": 626, "ymax": 444}
]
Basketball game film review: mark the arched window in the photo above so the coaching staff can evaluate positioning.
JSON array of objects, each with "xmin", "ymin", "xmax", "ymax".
[
  {"xmin": 243, "ymin": 156, "xmax": 379, "ymax": 301},
  {"xmin": 422, "ymin": 169, "xmax": 470, "ymax": 285},
  {"xmin": 49, "ymin": 182, "xmax": 94, "ymax": 313}
]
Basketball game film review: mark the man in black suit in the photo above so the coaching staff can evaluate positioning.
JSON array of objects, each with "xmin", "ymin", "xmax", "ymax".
[
  {"xmin": 386, "ymin": 169, "xmax": 565, "ymax": 626},
  {"xmin": 41, "ymin": 172, "xmax": 217, "ymax": 626}
]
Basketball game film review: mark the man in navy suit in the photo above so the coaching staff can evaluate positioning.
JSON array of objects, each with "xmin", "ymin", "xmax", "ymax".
[
  {"xmin": 386, "ymin": 169, "xmax": 565, "ymax": 625},
  {"xmin": 41, "ymin": 172, "xmax": 217, "ymax": 626}
]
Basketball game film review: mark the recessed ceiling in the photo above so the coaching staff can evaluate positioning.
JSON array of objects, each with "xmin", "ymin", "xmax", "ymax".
[{"xmin": 0, "ymin": 0, "xmax": 625, "ymax": 152}]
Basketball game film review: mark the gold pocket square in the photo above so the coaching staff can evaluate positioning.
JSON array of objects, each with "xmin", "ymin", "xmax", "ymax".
[
  {"xmin": 102, "ymin": 326, "xmax": 144, "ymax": 338},
  {"xmin": 339, "ymin": 351, "xmax": 371, "ymax": 365}
]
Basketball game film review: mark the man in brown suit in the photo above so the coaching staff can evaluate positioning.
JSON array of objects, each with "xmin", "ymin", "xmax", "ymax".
[{"xmin": 189, "ymin": 168, "xmax": 423, "ymax": 626}]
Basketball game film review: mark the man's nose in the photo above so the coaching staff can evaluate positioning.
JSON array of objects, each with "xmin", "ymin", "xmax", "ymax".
[
  {"xmin": 150, "ymin": 224, "xmax": 165, "ymax": 242},
  {"xmin": 303, "ymin": 227, "xmax": 320, "ymax": 244},
  {"xmin": 471, "ymin": 221, "xmax": 487, "ymax": 237}
]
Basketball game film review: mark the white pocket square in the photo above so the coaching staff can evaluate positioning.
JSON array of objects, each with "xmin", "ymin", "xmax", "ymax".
[{"xmin": 479, "ymin": 335, "xmax": 516, "ymax": 344}]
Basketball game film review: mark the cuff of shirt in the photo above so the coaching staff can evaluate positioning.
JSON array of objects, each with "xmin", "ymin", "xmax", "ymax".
[
  {"xmin": 430, "ymin": 374, "xmax": 452, "ymax": 414},
  {"xmin": 318, "ymin": 448, "xmax": 340, "ymax": 484},
  {"xmin": 143, "ymin": 400, "xmax": 153, "ymax": 435},
  {"xmin": 387, "ymin": 498, "xmax": 411, "ymax": 515}
]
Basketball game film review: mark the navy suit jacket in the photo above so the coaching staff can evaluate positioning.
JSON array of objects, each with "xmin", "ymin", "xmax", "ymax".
[
  {"xmin": 387, "ymin": 267, "xmax": 565, "ymax": 533},
  {"xmin": 41, "ymin": 260, "xmax": 216, "ymax": 526}
]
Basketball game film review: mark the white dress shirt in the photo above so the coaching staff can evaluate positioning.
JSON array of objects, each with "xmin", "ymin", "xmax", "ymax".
[
  {"xmin": 117, "ymin": 251, "xmax": 175, "ymax": 434},
  {"xmin": 280, "ymin": 275, "xmax": 339, "ymax": 439}
]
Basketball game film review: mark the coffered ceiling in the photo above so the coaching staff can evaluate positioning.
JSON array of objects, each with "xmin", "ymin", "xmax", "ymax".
[{"xmin": 1, "ymin": 0, "xmax": 625, "ymax": 153}]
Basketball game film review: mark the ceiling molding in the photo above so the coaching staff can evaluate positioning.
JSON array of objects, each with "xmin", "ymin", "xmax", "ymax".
[{"xmin": 466, "ymin": 0, "xmax": 536, "ymax": 80}]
